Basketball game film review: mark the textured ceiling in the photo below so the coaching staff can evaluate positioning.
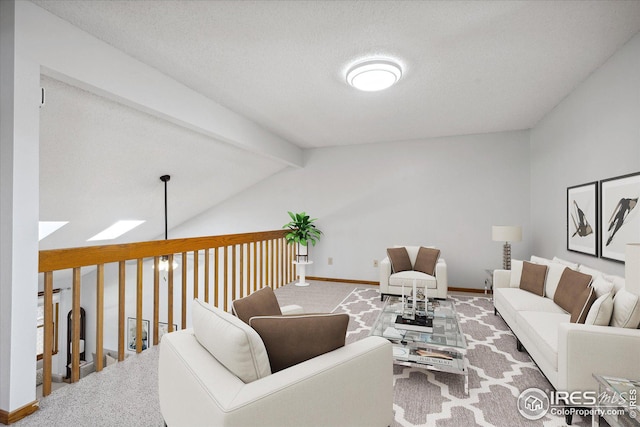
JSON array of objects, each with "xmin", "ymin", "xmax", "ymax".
[
  {"xmin": 31, "ymin": 0, "xmax": 640, "ymax": 147},
  {"xmin": 31, "ymin": 1, "xmax": 640, "ymax": 249},
  {"xmin": 39, "ymin": 77, "xmax": 285, "ymax": 249}
]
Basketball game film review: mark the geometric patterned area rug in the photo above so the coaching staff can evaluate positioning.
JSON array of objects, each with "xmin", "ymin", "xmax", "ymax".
[{"xmin": 333, "ymin": 288, "xmax": 590, "ymax": 427}]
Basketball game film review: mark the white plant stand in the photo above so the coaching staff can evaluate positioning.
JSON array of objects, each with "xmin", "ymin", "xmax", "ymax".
[{"xmin": 292, "ymin": 261, "xmax": 313, "ymax": 287}]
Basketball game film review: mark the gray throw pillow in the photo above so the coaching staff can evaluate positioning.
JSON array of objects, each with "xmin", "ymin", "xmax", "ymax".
[
  {"xmin": 387, "ymin": 247, "xmax": 412, "ymax": 273},
  {"xmin": 231, "ymin": 286, "xmax": 282, "ymax": 325},
  {"xmin": 554, "ymin": 268, "xmax": 593, "ymax": 313},
  {"xmin": 519, "ymin": 261, "xmax": 548, "ymax": 296},
  {"xmin": 249, "ymin": 313, "xmax": 349, "ymax": 373},
  {"xmin": 414, "ymin": 247, "xmax": 440, "ymax": 276},
  {"xmin": 570, "ymin": 286, "xmax": 597, "ymax": 324}
]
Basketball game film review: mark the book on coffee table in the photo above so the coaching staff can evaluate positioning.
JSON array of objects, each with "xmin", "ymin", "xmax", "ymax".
[{"xmin": 394, "ymin": 315, "xmax": 433, "ymax": 332}]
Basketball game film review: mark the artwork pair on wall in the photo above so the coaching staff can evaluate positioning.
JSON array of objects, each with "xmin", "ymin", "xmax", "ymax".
[{"xmin": 567, "ymin": 171, "xmax": 640, "ymax": 262}]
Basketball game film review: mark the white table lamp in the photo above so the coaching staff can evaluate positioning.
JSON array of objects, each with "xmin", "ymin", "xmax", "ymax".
[{"xmin": 492, "ymin": 226, "xmax": 522, "ymax": 270}]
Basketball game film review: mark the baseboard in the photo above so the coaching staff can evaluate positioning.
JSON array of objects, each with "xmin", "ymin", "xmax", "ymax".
[
  {"xmin": 305, "ymin": 277, "xmax": 491, "ymax": 294},
  {"xmin": 305, "ymin": 276, "xmax": 379, "ymax": 286},
  {"xmin": 0, "ymin": 401, "xmax": 38, "ymax": 425}
]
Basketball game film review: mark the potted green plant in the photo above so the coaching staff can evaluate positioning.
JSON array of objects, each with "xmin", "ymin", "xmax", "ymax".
[{"xmin": 283, "ymin": 211, "xmax": 323, "ymax": 262}]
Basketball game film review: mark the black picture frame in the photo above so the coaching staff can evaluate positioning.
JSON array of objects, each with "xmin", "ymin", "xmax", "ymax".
[
  {"xmin": 127, "ymin": 317, "xmax": 149, "ymax": 351},
  {"xmin": 600, "ymin": 171, "xmax": 640, "ymax": 263},
  {"xmin": 158, "ymin": 322, "xmax": 178, "ymax": 342},
  {"xmin": 567, "ymin": 182, "xmax": 598, "ymax": 257}
]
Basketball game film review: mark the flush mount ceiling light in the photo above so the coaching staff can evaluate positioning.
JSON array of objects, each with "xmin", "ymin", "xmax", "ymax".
[{"xmin": 346, "ymin": 59, "xmax": 402, "ymax": 92}]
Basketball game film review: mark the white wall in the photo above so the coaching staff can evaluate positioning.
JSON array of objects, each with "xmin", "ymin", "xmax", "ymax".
[
  {"xmin": 530, "ymin": 32, "xmax": 640, "ymax": 277},
  {"xmin": 0, "ymin": 0, "xmax": 40, "ymax": 413},
  {"xmin": 174, "ymin": 130, "xmax": 532, "ymax": 290}
]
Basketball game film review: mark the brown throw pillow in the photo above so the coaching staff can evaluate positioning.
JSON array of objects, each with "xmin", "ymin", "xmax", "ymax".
[
  {"xmin": 554, "ymin": 268, "xmax": 593, "ymax": 313},
  {"xmin": 231, "ymin": 286, "xmax": 282, "ymax": 325},
  {"xmin": 249, "ymin": 313, "xmax": 349, "ymax": 373},
  {"xmin": 570, "ymin": 286, "xmax": 597, "ymax": 324},
  {"xmin": 414, "ymin": 247, "xmax": 440, "ymax": 276},
  {"xmin": 519, "ymin": 261, "xmax": 548, "ymax": 296},
  {"xmin": 387, "ymin": 247, "xmax": 412, "ymax": 273}
]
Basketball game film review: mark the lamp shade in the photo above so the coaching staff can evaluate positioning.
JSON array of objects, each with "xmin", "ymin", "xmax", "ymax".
[{"xmin": 492, "ymin": 226, "xmax": 522, "ymax": 243}]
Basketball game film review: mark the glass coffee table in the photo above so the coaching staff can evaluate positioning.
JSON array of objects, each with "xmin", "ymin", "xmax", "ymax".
[{"xmin": 370, "ymin": 295, "xmax": 469, "ymax": 394}]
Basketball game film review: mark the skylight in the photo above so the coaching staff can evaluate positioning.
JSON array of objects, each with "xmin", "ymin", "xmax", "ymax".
[
  {"xmin": 39, "ymin": 221, "xmax": 69, "ymax": 241},
  {"xmin": 87, "ymin": 220, "xmax": 145, "ymax": 241}
]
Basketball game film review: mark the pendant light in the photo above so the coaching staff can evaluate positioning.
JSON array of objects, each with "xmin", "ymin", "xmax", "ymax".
[{"xmin": 158, "ymin": 174, "xmax": 177, "ymax": 271}]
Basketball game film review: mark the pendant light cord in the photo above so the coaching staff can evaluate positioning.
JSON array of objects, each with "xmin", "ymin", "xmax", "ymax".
[{"xmin": 160, "ymin": 175, "xmax": 170, "ymax": 240}]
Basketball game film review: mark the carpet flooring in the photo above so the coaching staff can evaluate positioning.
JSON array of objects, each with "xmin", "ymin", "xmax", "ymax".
[{"xmin": 17, "ymin": 282, "xmax": 592, "ymax": 426}]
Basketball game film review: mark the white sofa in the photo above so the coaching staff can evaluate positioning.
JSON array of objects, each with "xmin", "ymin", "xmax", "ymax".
[
  {"xmin": 379, "ymin": 245, "xmax": 448, "ymax": 300},
  {"xmin": 159, "ymin": 300, "xmax": 394, "ymax": 427},
  {"xmin": 494, "ymin": 256, "xmax": 640, "ymax": 409}
]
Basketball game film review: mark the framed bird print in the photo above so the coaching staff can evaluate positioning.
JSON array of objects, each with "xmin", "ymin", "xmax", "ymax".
[
  {"xmin": 567, "ymin": 182, "xmax": 598, "ymax": 257},
  {"xmin": 600, "ymin": 172, "xmax": 640, "ymax": 262}
]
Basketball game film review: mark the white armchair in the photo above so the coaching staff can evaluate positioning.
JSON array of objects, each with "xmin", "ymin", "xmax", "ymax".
[
  {"xmin": 159, "ymin": 299, "xmax": 393, "ymax": 427},
  {"xmin": 379, "ymin": 245, "xmax": 448, "ymax": 301}
]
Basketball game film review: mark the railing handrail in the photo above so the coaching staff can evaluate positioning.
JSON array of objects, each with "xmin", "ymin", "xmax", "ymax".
[
  {"xmin": 38, "ymin": 228, "xmax": 296, "ymax": 401},
  {"xmin": 39, "ymin": 229, "xmax": 287, "ymax": 272}
]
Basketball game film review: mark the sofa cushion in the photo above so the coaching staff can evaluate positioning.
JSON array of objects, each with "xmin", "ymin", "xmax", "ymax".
[
  {"xmin": 585, "ymin": 292, "xmax": 614, "ymax": 326},
  {"xmin": 414, "ymin": 247, "xmax": 440, "ymax": 276},
  {"xmin": 544, "ymin": 263, "xmax": 567, "ymax": 299},
  {"xmin": 387, "ymin": 247, "xmax": 412, "ymax": 273},
  {"xmin": 389, "ymin": 270, "xmax": 437, "ymax": 289},
  {"xmin": 494, "ymin": 288, "xmax": 567, "ymax": 326},
  {"xmin": 603, "ymin": 274, "xmax": 626, "ymax": 294},
  {"xmin": 570, "ymin": 286, "xmax": 596, "ymax": 324},
  {"xmin": 192, "ymin": 299, "xmax": 271, "ymax": 383},
  {"xmin": 577, "ymin": 265, "xmax": 603, "ymax": 280},
  {"xmin": 552, "ymin": 256, "xmax": 579, "ymax": 270},
  {"xmin": 591, "ymin": 275, "xmax": 615, "ymax": 298},
  {"xmin": 516, "ymin": 311, "xmax": 570, "ymax": 371},
  {"xmin": 519, "ymin": 261, "xmax": 548, "ymax": 296},
  {"xmin": 249, "ymin": 313, "xmax": 349, "ymax": 372},
  {"xmin": 553, "ymin": 268, "xmax": 593, "ymax": 313},
  {"xmin": 231, "ymin": 286, "xmax": 282, "ymax": 325},
  {"xmin": 610, "ymin": 289, "xmax": 640, "ymax": 329},
  {"xmin": 509, "ymin": 260, "xmax": 524, "ymax": 288}
]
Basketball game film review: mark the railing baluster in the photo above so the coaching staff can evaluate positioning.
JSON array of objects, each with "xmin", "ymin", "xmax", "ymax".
[
  {"xmin": 43, "ymin": 271, "xmax": 53, "ymax": 396},
  {"xmin": 96, "ymin": 264, "xmax": 104, "ymax": 371},
  {"xmin": 71, "ymin": 267, "xmax": 81, "ymax": 383},
  {"xmin": 136, "ymin": 259, "xmax": 143, "ymax": 353},
  {"xmin": 214, "ymin": 247, "xmax": 219, "ymax": 308},
  {"xmin": 204, "ymin": 249, "xmax": 210, "ymax": 304},
  {"xmin": 193, "ymin": 250, "xmax": 199, "ymax": 300},
  {"xmin": 223, "ymin": 246, "xmax": 228, "ymax": 312},
  {"xmin": 253, "ymin": 242, "xmax": 257, "ymax": 293},
  {"xmin": 168, "ymin": 254, "xmax": 174, "ymax": 332},
  {"xmin": 260, "ymin": 241, "xmax": 265, "ymax": 289},
  {"xmin": 181, "ymin": 252, "xmax": 187, "ymax": 330},
  {"xmin": 153, "ymin": 256, "xmax": 160, "ymax": 346},
  {"xmin": 239, "ymin": 244, "xmax": 244, "ymax": 298},
  {"xmin": 270, "ymin": 240, "xmax": 275, "ymax": 289},
  {"xmin": 232, "ymin": 244, "xmax": 237, "ymax": 301},
  {"xmin": 118, "ymin": 261, "xmax": 125, "ymax": 361},
  {"xmin": 276, "ymin": 239, "xmax": 280, "ymax": 289}
]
